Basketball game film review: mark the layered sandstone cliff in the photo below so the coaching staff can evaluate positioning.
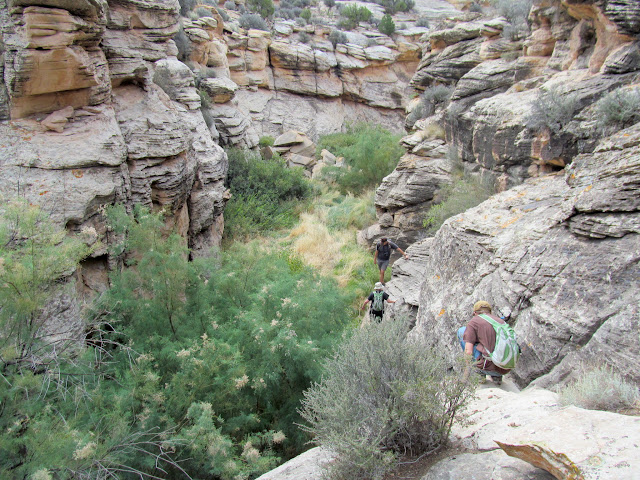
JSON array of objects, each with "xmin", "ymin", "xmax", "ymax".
[
  {"xmin": 363, "ymin": 0, "xmax": 640, "ymax": 247},
  {"xmin": 381, "ymin": 0, "xmax": 640, "ymax": 387},
  {"xmin": 0, "ymin": 0, "xmax": 229, "ymax": 305}
]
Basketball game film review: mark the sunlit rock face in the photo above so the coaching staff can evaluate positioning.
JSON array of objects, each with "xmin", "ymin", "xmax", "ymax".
[{"xmin": 0, "ymin": 0, "xmax": 229, "ymax": 307}]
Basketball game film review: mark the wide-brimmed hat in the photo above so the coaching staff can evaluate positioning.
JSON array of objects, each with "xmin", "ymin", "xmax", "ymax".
[
  {"xmin": 473, "ymin": 300, "xmax": 491, "ymax": 312},
  {"xmin": 374, "ymin": 282, "xmax": 384, "ymax": 290}
]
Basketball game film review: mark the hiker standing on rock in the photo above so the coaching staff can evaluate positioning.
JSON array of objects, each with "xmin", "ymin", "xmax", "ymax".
[
  {"xmin": 458, "ymin": 300, "xmax": 517, "ymax": 385},
  {"xmin": 374, "ymin": 237, "xmax": 408, "ymax": 285},
  {"xmin": 361, "ymin": 282, "xmax": 396, "ymax": 322}
]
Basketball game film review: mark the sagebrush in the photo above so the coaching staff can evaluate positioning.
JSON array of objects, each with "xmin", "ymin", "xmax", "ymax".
[{"xmin": 300, "ymin": 320, "xmax": 475, "ymax": 480}]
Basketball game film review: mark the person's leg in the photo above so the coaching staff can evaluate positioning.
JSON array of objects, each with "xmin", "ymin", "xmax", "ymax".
[
  {"xmin": 377, "ymin": 259, "xmax": 389, "ymax": 284},
  {"xmin": 457, "ymin": 327, "xmax": 481, "ymax": 359}
]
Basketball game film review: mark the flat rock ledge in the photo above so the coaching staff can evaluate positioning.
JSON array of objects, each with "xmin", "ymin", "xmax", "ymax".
[{"xmin": 255, "ymin": 387, "xmax": 639, "ymax": 480}]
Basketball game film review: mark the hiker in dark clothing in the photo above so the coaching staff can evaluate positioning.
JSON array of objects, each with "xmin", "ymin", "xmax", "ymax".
[
  {"xmin": 374, "ymin": 237, "xmax": 408, "ymax": 284},
  {"xmin": 361, "ymin": 282, "xmax": 396, "ymax": 322},
  {"xmin": 459, "ymin": 300, "xmax": 510, "ymax": 385}
]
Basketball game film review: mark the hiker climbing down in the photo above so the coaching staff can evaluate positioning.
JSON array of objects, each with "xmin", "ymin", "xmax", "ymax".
[
  {"xmin": 458, "ymin": 300, "xmax": 520, "ymax": 385},
  {"xmin": 373, "ymin": 237, "xmax": 408, "ymax": 284},
  {"xmin": 361, "ymin": 282, "xmax": 396, "ymax": 322}
]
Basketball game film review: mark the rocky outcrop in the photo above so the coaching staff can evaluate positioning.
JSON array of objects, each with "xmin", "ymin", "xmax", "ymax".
[
  {"xmin": 366, "ymin": 0, "xmax": 640, "ymax": 252},
  {"xmin": 254, "ymin": 386, "xmax": 640, "ymax": 480},
  {"xmin": 0, "ymin": 0, "xmax": 229, "ymax": 306},
  {"xmin": 181, "ymin": 17, "xmax": 425, "ymax": 141},
  {"xmin": 390, "ymin": 122, "xmax": 640, "ymax": 388},
  {"xmin": 449, "ymin": 387, "xmax": 640, "ymax": 480}
]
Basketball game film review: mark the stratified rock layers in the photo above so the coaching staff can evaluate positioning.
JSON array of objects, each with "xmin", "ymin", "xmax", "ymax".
[
  {"xmin": 0, "ymin": 0, "xmax": 229, "ymax": 279},
  {"xmin": 405, "ymin": 123, "xmax": 640, "ymax": 387}
]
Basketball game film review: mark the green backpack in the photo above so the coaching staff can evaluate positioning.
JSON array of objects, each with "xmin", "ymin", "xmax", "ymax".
[
  {"xmin": 479, "ymin": 314, "xmax": 520, "ymax": 369},
  {"xmin": 372, "ymin": 291, "xmax": 385, "ymax": 311}
]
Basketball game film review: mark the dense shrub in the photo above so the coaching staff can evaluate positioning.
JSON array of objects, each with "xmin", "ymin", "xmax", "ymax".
[
  {"xmin": 239, "ymin": 12, "xmax": 270, "ymax": 30},
  {"xmin": 378, "ymin": 14, "xmax": 395, "ymax": 35},
  {"xmin": 595, "ymin": 86, "xmax": 640, "ymax": 131},
  {"xmin": 216, "ymin": 6, "xmax": 231, "ymax": 20},
  {"xmin": 559, "ymin": 366, "xmax": 639, "ymax": 412},
  {"xmin": 317, "ymin": 123, "xmax": 404, "ymax": 194},
  {"xmin": 329, "ymin": 28, "xmax": 348, "ymax": 48},
  {"xmin": 423, "ymin": 171, "xmax": 494, "ymax": 234},
  {"xmin": 224, "ymin": 148, "xmax": 312, "ymax": 240},
  {"xmin": 0, "ymin": 201, "xmax": 181, "ymax": 479},
  {"xmin": 526, "ymin": 87, "xmax": 580, "ymax": 133},
  {"xmin": 248, "ymin": 0, "xmax": 275, "ymax": 18},
  {"xmin": 300, "ymin": 320, "xmax": 474, "ymax": 479},
  {"xmin": 224, "ymin": 0, "xmax": 237, "ymax": 10},
  {"xmin": 300, "ymin": 7, "xmax": 312, "ymax": 21},
  {"xmin": 325, "ymin": 190, "xmax": 377, "ymax": 231},
  {"xmin": 415, "ymin": 16, "xmax": 430, "ymax": 27},
  {"xmin": 324, "ymin": 0, "xmax": 336, "ymax": 9},
  {"xmin": 93, "ymin": 206, "xmax": 354, "ymax": 475},
  {"xmin": 492, "ymin": 0, "xmax": 532, "ymax": 38},
  {"xmin": 339, "ymin": 3, "xmax": 372, "ymax": 28},
  {"xmin": 259, "ymin": 135, "xmax": 275, "ymax": 146}
]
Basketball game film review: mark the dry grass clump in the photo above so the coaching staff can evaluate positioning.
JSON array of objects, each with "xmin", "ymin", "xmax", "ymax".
[
  {"xmin": 558, "ymin": 365, "xmax": 640, "ymax": 413},
  {"xmin": 287, "ymin": 212, "xmax": 370, "ymax": 287}
]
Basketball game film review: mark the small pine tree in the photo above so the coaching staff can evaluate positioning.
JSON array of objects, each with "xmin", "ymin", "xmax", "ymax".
[{"xmin": 378, "ymin": 14, "xmax": 395, "ymax": 35}]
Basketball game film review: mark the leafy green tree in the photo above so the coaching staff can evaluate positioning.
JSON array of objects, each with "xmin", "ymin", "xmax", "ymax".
[
  {"xmin": 317, "ymin": 123, "xmax": 404, "ymax": 194},
  {"xmin": 378, "ymin": 14, "xmax": 395, "ymax": 35},
  {"xmin": 224, "ymin": 148, "xmax": 311, "ymax": 241},
  {"xmin": 0, "ymin": 201, "xmax": 183, "ymax": 479},
  {"xmin": 0, "ymin": 199, "xmax": 91, "ymax": 364}
]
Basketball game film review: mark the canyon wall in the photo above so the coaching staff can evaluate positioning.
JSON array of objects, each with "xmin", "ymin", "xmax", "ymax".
[{"xmin": 381, "ymin": 0, "xmax": 640, "ymax": 387}]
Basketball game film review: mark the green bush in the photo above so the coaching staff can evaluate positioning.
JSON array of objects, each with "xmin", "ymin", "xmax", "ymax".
[
  {"xmin": 300, "ymin": 320, "xmax": 475, "ymax": 479},
  {"xmin": 318, "ymin": 123, "xmax": 404, "ymax": 195},
  {"xmin": 339, "ymin": 4, "xmax": 372, "ymax": 28},
  {"xmin": 492, "ymin": 0, "xmax": 532, "ymax": 26},
  {"xmin": 329, "ymin": 29, "xmax": 348, "ymax": 48},
  {"xmin": 0, "ymin": 201, "xmax": 183, "ymax": 480},
  {"xmin": 96, "ymin": 208, "xmax": 353, "ymax": 474},
  {"xmin": 300, "ymin": 7, "xmax": 312, "ymax": 21},
  {"xmin": 595, "ymin": 86, "xmax": 640, "ymax": 131},
  {"xmin": 423, "ymin": 173, "xmax": 494, "ymax": 234},
  {"xmin": 259, "ymin": 135, "xmax": 275, "ymax": 146},
  {"xmin": 224, "ymin": 148, "xmax": 311, "ymax": 240},
  {"xmin": 239, "ymin": 12, "xmax": 270, "ymax": 30},
  {"xmin": 173, "ymin": 24, "xmax": 191, "ymax": 61},
  {"xmin": 324, "ymin": 0, "xmax": 336, "ymax": 9},
  {"xmin": 526, "ymin": 87, "xmax": 580, "ymax": 133},
  {"xmin": 248, "ymin": 0, "xmax": 275, "ymax": 18},
  {"xmin": 559, "ymin": 365, "xmax": 640, "ymax": 412},
  {"xmin": 378, "ymin": 14, "xmax": 395, "ymax": 35},
  {"xmin": 422, "ymin": 84, "xmax": 453, "ymax": 116}
]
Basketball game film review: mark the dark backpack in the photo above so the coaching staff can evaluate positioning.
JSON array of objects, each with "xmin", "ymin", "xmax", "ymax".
[{"xmin": 377, "ymin": 242, "xmax": 391, "ymax": 260}]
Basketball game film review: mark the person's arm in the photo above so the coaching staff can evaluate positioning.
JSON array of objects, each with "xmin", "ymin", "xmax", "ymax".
[
  {"xmin": 397, "ymin": 247, "xmax": 408, "ymax": 259},
  {"xmin": 386, "ymin": 299, "xmax": 396, "ymax": 304},
  {"xmin": 361, "ymin": 299, "xmax": 371, "ymax": 310},
  {"xmin": 373, "ymin": 247, "xmax": 378, "ymax": 264}
]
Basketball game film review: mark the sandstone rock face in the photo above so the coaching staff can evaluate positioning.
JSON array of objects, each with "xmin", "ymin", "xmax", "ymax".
[
  {"xmin": 392, "ymin": 122, "xmax": 640, "ymax": 388},
  {"xmin": 369, "ymin": 0, "xmax": 640, "ymax": 250},
  {"xmin": 449, "ymin": 387, "xmax": 640, "ymax": 480},
  {"xmin": 0, "ymin": 0, "xmax": 229, "ymax": 307},
  {"xmin": 254, "ymin": 447, "xmax": 334, "ymax": 480}
]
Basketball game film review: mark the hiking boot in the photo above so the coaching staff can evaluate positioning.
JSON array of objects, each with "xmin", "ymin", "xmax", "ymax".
[{"xmin": 492, "ymin": 376, "xmax": 502, "ymax": 386}]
